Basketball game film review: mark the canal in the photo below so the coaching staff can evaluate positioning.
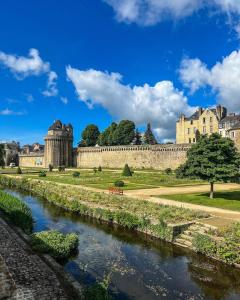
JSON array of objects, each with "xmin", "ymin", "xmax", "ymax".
[{"xmin": 5, "ymin": 189, "xmax": 240, "ymax": 300}]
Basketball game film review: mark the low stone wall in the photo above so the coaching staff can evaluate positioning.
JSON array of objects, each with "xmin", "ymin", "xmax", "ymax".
[
  {"xmin": 19, "ymin": 153, "xmax": 45, "ymax": 168},
  {"xmin": 77, "ymin": 144, "xmax": 191, "ymax": 170}
]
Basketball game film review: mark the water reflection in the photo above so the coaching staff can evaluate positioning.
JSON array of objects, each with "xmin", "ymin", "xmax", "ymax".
[{"xmin": 6, "ymin": 189, "xmax": 240, "ymax": 300}]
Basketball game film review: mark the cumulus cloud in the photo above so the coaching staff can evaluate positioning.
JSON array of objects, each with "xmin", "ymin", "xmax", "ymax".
[
  {"xmin": 179, "ymin": 50, "xmax": 240, "ymax": 112},
  {"xmin": 42, "ymin": 71, "xmax": 58, "ymax": 97},
  {"xmin": 0, "ymin": 48, "xmax": 50, "ymax": 78},
  {"xmin": 0, "ymin": 108, "xmax": 26, "ymax": 116},
  {"xmin": 0, "ymin": 48, "xmax": 59, "ymax": 98},
  {"xmin": 66, "ymin": 66, "xmax": 195, "ymax": 140},
  {"xmin": 104, "ymin": 0, "xmax": 240, "ymax": 26}
]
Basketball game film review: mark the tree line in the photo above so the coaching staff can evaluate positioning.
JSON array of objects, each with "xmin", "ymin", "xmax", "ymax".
[{"xmin": 79, "ymin": 120, "xmax": 158, "ymax": 147}]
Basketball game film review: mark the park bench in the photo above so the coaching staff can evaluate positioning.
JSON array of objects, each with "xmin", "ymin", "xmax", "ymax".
[{"xmin": 109, "ymin": 187, "xmax": 124, "ymax": 195}]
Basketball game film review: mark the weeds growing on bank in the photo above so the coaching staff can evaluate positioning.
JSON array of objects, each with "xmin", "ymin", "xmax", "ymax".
[{"xmin": 0, "ymin": 190, "xmax": 33, "ymax": 233}]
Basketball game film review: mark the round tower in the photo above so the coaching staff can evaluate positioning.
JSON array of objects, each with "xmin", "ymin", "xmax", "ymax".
[{"xmin": 44, "ymin": 120, "xmax": 73, "ymax": 168}]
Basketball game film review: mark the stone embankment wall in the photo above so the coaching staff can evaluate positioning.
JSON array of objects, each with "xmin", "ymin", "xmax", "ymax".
[{"xmin": 77, "ymin": 144, "xmax": 191, "ymax": 170}]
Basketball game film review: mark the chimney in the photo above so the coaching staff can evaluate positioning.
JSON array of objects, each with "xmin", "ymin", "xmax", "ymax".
[
  {"xmin": 198, "ymin": 107, "xmax": 203, "ymax": 116},
  {"xmin": 216, "ymin": 105, "xmax": 227, "ymax": 120}
]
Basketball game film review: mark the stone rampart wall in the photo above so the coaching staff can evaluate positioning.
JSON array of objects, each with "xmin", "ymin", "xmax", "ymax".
[
  {"xmin": 19, "ymin": 153, "xmax": 45, "ymax": 168},
  {"xmin": 77, "ymin": 144, "xmax": 191, "ymax": 170}
]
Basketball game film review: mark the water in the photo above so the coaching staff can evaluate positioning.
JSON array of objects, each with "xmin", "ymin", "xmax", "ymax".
[{"xmin": 5, "ymin": 189, "xmax": 240, "ymax": 300}]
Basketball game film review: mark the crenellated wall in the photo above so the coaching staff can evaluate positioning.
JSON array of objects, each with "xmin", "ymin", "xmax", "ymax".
[{"xmin": 77, "ymin": 144, "xmax": 191, "ymax": 170}]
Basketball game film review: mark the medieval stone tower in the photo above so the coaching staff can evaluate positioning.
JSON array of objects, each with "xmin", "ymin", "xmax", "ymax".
[{"xmin": 44, "ymin": 120, "xmax": 73, "ymax": 168}]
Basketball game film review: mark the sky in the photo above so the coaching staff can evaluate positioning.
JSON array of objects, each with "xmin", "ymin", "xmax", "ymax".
[{"xmin": 1, "ymin": 0, "xmax": 240, "ymax": 145}]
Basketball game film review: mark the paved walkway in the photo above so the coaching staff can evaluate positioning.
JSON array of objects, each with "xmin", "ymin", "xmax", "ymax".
[{"xmin": 0, "ymin": 217, "xmax": 70, "ymax": 300}]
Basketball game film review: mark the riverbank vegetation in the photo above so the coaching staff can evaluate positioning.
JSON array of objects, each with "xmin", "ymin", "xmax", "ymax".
[
  {"xmin": 0, "ymin": 175, "xmax": 208, "ymax": 242},
  {"xmin": 0, "ymin": 190, "xmax": 33, "ymax": 233},
  {"xmin": 162, "ymin": 191, "xmax": 240, "ymax": 211},
  {"xmin": 31, "ymin": 230, "xmax": 79, "ymax": 260},
  {"xmin": 193, "ymin": 223, "xmax": 240, "ymax": 265}
]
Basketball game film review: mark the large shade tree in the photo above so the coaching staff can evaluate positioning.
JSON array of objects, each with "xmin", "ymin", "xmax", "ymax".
[
  {"xmin": 112, "ymin": 120, "xmax": 135, "ymax": 145},
  {"xmin": 179, "ymin": 133, "xmax": 240, "ymax": 198},
  {"xmin": 79, "ymin": 124, "xmax": 100, "ymax": 147},
  {"xmin": 98, "ymin": 122, "xmax": 117, "ymax": 146}
]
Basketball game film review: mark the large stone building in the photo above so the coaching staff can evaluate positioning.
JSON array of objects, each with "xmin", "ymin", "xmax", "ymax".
[
  {"xmin": 0, "ymin": 141, "xmax": 19, "ymax": 166},
  {"xmin": 228, "ymin": 122, "xmax": 240, "ymax": 151},
  {"xmin": 176, "ymin": 105, "xmax": 227, "ymax": 144}
]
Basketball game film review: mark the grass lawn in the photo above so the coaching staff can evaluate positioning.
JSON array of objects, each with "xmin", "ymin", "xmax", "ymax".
[
  {"xmin": 18, "ymin": 168, "xmax": 204, "ymax": 190},
  {"xmin": 161, "ymin": 191, "xmax": 240, "ymax": 211}
]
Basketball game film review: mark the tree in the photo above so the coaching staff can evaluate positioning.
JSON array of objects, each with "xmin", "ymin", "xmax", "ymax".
[
  {"xmin": 98, "ymin": 122, "xmax": 117, "ymax": 146},
  {"xmin": 122, "ymin": 164, "xmax": 132, "ymax": 177},
  {"xmin": 179, "ymin": 133, "xmax": 240, "ymax": 199},
  {"xmin": 112, "ymin": 120, "xmax": 135, "ymax": 145},
  {"xmin": 80, "ymin": 124, "xmax": 100, "ymax": 147},
  {"xmin": 143, "ymin": 123, "xmax": 157, "ymax": 145},
  {"xmin": 0, "ymin": 144, "xmax": 5, "ymax": 168},
  {"xmin": 133, "ymin": 129, "xmax": 142, "ymax": 145}
]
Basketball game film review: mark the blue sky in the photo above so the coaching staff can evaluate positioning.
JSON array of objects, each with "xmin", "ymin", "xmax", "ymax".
[{"xmin": 1, "ymin": 0, "xmax": 240, "ymax": 145}]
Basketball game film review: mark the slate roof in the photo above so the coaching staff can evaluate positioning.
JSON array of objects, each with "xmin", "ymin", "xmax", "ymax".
[{"xmin": 228, "ymin": 121, "xmax": 240, "ymax": 130}]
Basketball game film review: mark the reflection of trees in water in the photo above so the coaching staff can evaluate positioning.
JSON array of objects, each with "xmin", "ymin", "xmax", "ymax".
[{"xmin": 188, "ymin": 253, "xmax": 240, "ymax": 300}]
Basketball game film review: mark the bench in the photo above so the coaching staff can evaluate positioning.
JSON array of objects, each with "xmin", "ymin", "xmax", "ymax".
[{"xmin": 109, "ymin": 187, "xmax": 123, "ymax": 195}]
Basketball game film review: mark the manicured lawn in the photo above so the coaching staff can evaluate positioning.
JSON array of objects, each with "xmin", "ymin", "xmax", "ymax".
[
  {"xmin": 161, "ymin": 191, "xmax": 240, "ymax": 211},
  {"xmin": 21, "ymin": 169, "xmax": 204, "ymax": 190}
]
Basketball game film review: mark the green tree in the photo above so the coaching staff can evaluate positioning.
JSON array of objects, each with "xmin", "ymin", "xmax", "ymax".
[
  {"xmin": 98, "ymin": 122, "xmax": 117, "ymax": 146},
  {"xmin": 80, "ymin": 124, "xmax": 100, "ymax": 147},
  {"xmin": 122, "ymin": 164, "xmax": 132, "ymax": 177},
  {"xmin": 112, "ymin": 120, "xmax": 135, "ymax": 145},
  {"xmin": 133, "ymin": 129, "xmax": 142, "ymax": 145},
  {"xmin": 179, "ymin": 133, "xmax": 240, "ymax": 199},
  {"xmin": 0, "ymin": 144, "xmax": 5, "ymax": 168},
  {"xmin": 143, "ymin": 123, "xmax": 157, "ymax": 145}
]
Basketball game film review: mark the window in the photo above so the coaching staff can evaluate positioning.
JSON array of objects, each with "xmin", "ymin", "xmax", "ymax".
[
  {"xmin": 189, "ymin": 138, "xmax": 191, "ymax": 143},
  {"xmin": 187, "ymin": 128, "xmax": 190, "ymax": 134},
  {"xmin": 203, "ymin": 126, "xmax": 206, "ymax": 134},
  {"xmin": 210, "ymin": 117, "xmax": 213, "ymax": 123},
  {"xmin": 193, "ymin": 138, "xmax": 196, "ymax": 143},
  {"xmin": 190, "ymin": 120, "xmax": 193, "ymax": 125},
  {"xmin": 231, "ymin": 131, "xmax": 235, "ymax": 138},
  {"xmin": 203, "ymin": 117, "xmax": 206, "ymax": 124},
  {"xmin": 210, "ymin": 126, "xmax": 213, "ymax": 133}
]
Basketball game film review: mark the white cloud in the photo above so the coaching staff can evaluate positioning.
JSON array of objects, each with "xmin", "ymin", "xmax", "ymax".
[
  {"xmin": 42, "ymin": 71, "xmax": 58, "ymax": 97},
  {"xmin": 66, "ymin": 66, "xmax": 195, "ymax": 140},
  {"xmin": 60, "ymin": 96, "xmax": 68, "ymax": 104},
  {"xmin": 0, "ymin": 48, "xmax": 50, "ymax": 78},
  {"xmin": 0, "ymin": 108, "xmax": 25, "ymax": 116},
  {"xmin": 25, "ymin": 94, "xmax": 34, "ymax": 103},
  {"xmin": 0, "ymin": 48, "xmax": 59, "ymax": 98},
  {"xmin": 104, "ymin": 0, "xmax": 240, "ymax": 26},
  {"xmin": 179, "ymin": 50, "xmax": 240, "ymax": 112}
]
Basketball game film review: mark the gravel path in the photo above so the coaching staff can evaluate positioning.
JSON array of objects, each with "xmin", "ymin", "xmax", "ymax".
[{"xmin": 0, "ymin": 217, "xmax": 70, "ymax": 300}]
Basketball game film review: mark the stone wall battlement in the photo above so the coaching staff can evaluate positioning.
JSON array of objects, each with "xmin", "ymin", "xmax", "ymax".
[{"xmin": 77, "ymin": 144, "xmax": 191, "ymax": 170}]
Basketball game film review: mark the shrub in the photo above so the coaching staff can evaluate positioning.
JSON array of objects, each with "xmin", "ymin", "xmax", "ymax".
[
  {"xmin": 0, "ymin": 190, "xmax": 33, "ymax": 233},
  {"xmin": 58, "ymin": 166, "xmax": 65, "ymax": 172},
  {"xmin": 49, "ymin": 164, "xmax": 53, "ymax": 172},
  {"xmin": 165, "ymin": 168, "xmax": 172, "ymax": 175},
  {"xmin": 93, "ymin": 167, "xmax": 97, "ymax": 174},
  {"xmin": 122, "ymin": 164, "xmax": 132, "ymax": 177},
  {"xmin": 16, "ymin": 167, "xmax": 22, "ymax": 174},
  {"xmin": 84, "ymin": 280, "xmax": 111, "ymax": 300},
  {"xmin": 31, "ymin": 230, "xmax": 79, "ymax": 260},
  {"xmin": 98, "ymin": 166, "xmax": 102, "ymax": 172},
  {"xmin": 114, "ymin": 180, "xmax": 124, "ymax": 187},
  {"xmin": 39, "ymin": 171, "xmax": 46, "ymax": 177},
  {"xmin": 72, "ymin": 171, "xmax": 80, "ymax": 178}
]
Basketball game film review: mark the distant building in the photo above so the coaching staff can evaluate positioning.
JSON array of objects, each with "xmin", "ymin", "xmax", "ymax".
[
  {"xmin": 22, "ymin": 143, "xmax": 44, "ymax": 155},
  {"xmin": 218, "ymin": 113, "xmax": 240, "ymax": 137},
  {"xmin": 0, "ymin": 141, "xmax": 19, "ymax": 166},
  {"xmin": 176, "ymin": 105, "xmax": 227, "ymax": 144},
  {"xmin": 228, "ymin": 122, "xmax": 240, "ymax": 151}
]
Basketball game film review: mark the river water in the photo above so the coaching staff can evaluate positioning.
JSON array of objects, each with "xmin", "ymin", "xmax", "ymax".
[{"xmin": 5, "ymin": 189, "xmax": 240, "ymax": 300}]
